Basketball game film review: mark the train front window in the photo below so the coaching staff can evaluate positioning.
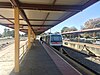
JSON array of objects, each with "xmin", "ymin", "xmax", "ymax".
[{"xmin": 51, "ymin": 35, "xmax": 62, "ymax": 42}]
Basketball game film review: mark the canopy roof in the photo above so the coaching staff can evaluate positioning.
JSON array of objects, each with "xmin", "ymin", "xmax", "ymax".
[
  {"xmin": 0, "ymin": 0, "xmax": 99, "ymax": 35},
  {"xmin": 62, "ymin": 28, "xmax": 100, "ymax": 34}
]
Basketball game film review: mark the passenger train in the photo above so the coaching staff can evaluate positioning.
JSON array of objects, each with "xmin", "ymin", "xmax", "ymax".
[{"xmin": 42, "ymin": 34, "xmax": 63, "ymax": 49}]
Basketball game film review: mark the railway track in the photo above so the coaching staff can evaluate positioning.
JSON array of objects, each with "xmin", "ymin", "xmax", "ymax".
[{"xmin": 52, "ymin": 46, "xmax": 100, "ymax": 75}]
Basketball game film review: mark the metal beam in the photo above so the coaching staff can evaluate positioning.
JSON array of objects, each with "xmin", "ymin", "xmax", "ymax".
[
  {"xmin": 32, "ymin": 25, "xmax": 54, "ymax": 27},
  {"xmin": 82, "ymin": 0, "xmax": 99, "ymax": 9},
  {"xmin": 28, "ymin": 26, "xmax": 31, "ymax": 49},
  {"xmin": 0, "ymin": 23, "xmax": 13, "ymax": 29},
  {"xmin": 42, "ymin": 13, "xmax": 50, "ymax": 25},
  {"xmin": 0, "ymin": 2, "xmax": 12, "ymax": 8},
  {"xmin": 0, "ymin": 15, "xmax": 14, "ymax": 24},
  {"xmin": 20, "ymin": 3, "xmax": 82, "ymax": 11},
  {"xmin": 41, "ymin": 0, "xmax": 56, "ymax": 29},
  {"xmin": 9, "ymin": 0, "xmax": 35, "ymax": 32},
  {"xmin": 0, "ymin": 2, "xmax": 82, "ymax": 11},
  {"xmin": 1, "ymin": 1, "xmax": 99, "ymax": 11},
  {"xmin": 0, "ymin": 23, "xmax": 54, "ymax": 27},
  {"xmin": 0, "ymin": 1, "xmax": 99, "ymax": 12},
  {"xmin": 14, "ymin": 7, "xmax": 20, "ymax": 72},
  {"xmin": 32, "ymin": 31, "xmax": 36, "ymax": 40},
  {"xmin": 9, "ymin": 0, "xmax": 19, "ymax": 7},
  {"xmin": 0, "ymin": 18, "xmax": 61, "ymax": 21}
]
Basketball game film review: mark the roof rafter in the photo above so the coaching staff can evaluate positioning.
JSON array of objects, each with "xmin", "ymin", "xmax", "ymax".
[
  {"xmin": 0, "ymin": 15, "xmax": 14, "ymax": 24},
  {"xmin": 0, "ymin": 18, "xmax": 61, "ymax": 21},
  {"xmin": 82, "ymin": 0, "xmax": 99, "ymax": 9},
  {"xmin": 23, "ymin": 25, "xmax": 54, "ymax": 27},
  {"xmin": 41, "ymin": 0, "xmax": 57, "ymax": 30},
  {"xmin": 20, "ymin": 3, "xmax": 82, "ymax": 11},
  {"xmin": 0, "ymin": 0, "xmax": 99, "ymax": 35},
  {"xmin": 0, "ymin": 2, "xmax": 12, "ymax": 8},
  {"xmin": 0, "ymin": 23, "xmax": 13, "ymax": 29},
  {"xmin": 0, "ymin": 23, "xmax": 54, "ymax": 27},
  {"xmin": 9, "ymin": 0, "xmax": 35, "ymax": 32},
  {"xmin": 0, "ymin": 2, "xmax": 82, "ymax": 11}
]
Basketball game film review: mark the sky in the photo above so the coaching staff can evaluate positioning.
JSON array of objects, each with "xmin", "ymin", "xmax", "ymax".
[
  {"xmin": 0, "ymin": 1, "xmax": 100, "ymax": 34},
  {"xmin": 0, "ymin": 26, "xmax": 24, "ymax": 34},
  {"xmin": 45, "ymin": 1, "xmax": 100, "ymax": 33}
]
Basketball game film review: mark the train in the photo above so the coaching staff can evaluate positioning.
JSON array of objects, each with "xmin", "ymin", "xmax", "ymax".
[{"xmin": 42, "ymin": 34, "xmax": 63, "ymax": 49}]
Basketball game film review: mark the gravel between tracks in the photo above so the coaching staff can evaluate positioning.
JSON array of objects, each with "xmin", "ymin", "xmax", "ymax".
[{"xmin": 63, "ymin": 46, "xmax": 100, "ymax": 74}]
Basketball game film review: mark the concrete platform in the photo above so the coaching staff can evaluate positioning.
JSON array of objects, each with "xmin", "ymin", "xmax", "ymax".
[
  {"xmin": 9, "ymin": 40, "xmax": 81, "ymax": 75},
  {"xmin": 18, "ymin": 40, "xmax": 63, "ymax": 75}
]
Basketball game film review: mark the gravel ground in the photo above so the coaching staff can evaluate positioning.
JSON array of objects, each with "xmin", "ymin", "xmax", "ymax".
[
  {"xmin": 0, "ymin": 40, "xmax": 27, "ymax": 75},
  {"xmin": 0, "ymin": 37, "xmax": 27, "ymax": 50},
  {"xmin": 63, "ymin": 46, "xmax": 100, "ymax": 74},
  {"xmin": 0, "ymin": 39, "xmax": 14, "ymax": 50}
]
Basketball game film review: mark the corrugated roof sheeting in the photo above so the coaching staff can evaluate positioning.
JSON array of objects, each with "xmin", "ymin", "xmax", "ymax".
[
  {"xmin": 0, "ymin": 19, "xmax": 12, "ymax": 24},
  {"xmin": 0, "ymin": 8, "xmax": 14, "ymax": 18},
  {"xmin": 24, "ymin": 10, "xmax": 48, "ymax": 19},
  {"xmin": 0, "ymin": 8, "xmax": 22, "ymax": 19},
  {"xmin": 11, "ymin": 20, "xmax": 27, "ymax": 25},
  {"xmin": 55, "ymin": 0, "xmax": 89, "ymax": 5},
  {"xmin": 19, "ymin": 0, "xmax": 89, "ymax": 5},
  {"xmin": 44, "ymin": 21, "xmax": 57, "ymax": 25},
  {"xmin": 30, "ymin": 21, "xmax": 43, "ymax": 25},
  {"xmin": 0, "ymin": 0, "xmax": 9, "ymax": 2},
  {"xmin": 0, "ymin": 0, "xmax": 99, "ymax": 35},
  {"xmin": 46, "ymin": 12, "xmax": 67, "ymax": 20},
  {"xmin": 19, "ymin": 0, "xmax": 54, "ymax": 4}
]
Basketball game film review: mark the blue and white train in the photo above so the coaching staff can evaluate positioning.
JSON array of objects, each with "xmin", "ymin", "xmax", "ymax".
[{"xmin": 42, "ymin": 34, "xmax": 63, "ymax": 48}]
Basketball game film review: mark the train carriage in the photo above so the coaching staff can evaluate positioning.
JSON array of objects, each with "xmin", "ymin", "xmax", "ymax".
[{"xmin": 42, "ymin": 34, "xmax": 63, "ymax": 48}]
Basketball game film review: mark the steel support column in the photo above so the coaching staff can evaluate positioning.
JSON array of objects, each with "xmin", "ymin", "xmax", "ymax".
[
  {"xmin": 78, "ymin": 34, "xmax": 80, "ymax": 42},
  {"xmin": 33, "ymin": 31, "xmax": 36, "ymax": 40},
  {"xmin": 31, "ymin": 31, "xmax": 34, "ymax": 42},
  {"xmin": 14, "ymin": 7, "xmax": 20, "ymax": 72},
  {"xmin": 93, "ymin": 32, "xmax": 96, "ymax": 42},
  {"xmin": 28, "ymin": 26, "xmax": 31, "ymax": 49}
]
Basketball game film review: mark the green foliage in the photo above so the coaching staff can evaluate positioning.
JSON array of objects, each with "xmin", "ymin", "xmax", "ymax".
[
  {"xmin": 82, "ymin": 18, "xmax": 100, "ymax": 29},
  {"xmin": 3, "ymin": 28, "xmax": 15, "ymax": 37},
  {"xmin": 83, "ymin": 32, "xmax": 90, "ymax": 39},
  {"xmin": 0, "ymin": 34, "xmax": 2, "ymax": 37},
  {"xmin": 61, "ymin": 27, "xmax": 69, "ymax": 33},
  {"xmin": 70, "ymin": 26, "xmax": 77, "ymax": 31},
  {"xmin": 54, "ymin": 32, "xmax": 60, "ymax": 34},
  {"xmin": 61, "ymin": 26, "xmax": 77, "ymax": 33},
  {"xmin": 10, "ymin": 30, "xmax": 15, "ymax": 37}
]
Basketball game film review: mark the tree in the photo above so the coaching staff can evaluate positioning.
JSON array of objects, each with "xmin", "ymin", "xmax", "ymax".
[
  {"xmin": 70, "ymin": 27, "xmax": 77, "ymax": 31},
  {"xmin": 2, "ymin": 28, "xmax": 15, "ymax": 37},
  {"xmin": 83, "ymin": 32, "xmax": 90, "ymax": 39},
  {"xmin": 83, "ymin": 18, "xmax": 100, "ymax": 29},
  {"xmin": 0, "ymin": 34, "xmax": 2, "ymax": 37},
  {"xmin": 3, "ymin": 28, "xmax": 7, "ymax": 37},
  {"xmin": 24, "ymin": 33, "xmax": 28, "ymax": 37},
  {"xmin": 61, "ymin": 27, "xmax": 70, "ymax": 33},
  {"xmin": 55, "ymin": 32, "xmax": 60, "ymax": 34},
  {"xmin": 61, "ymin": 26, "xmax": 77, "ymax": 33},
  {"xmin": 7, "ymin": 29, "xmax": 10, "ymax": 36},
  {"xmin": 10, "ymin": 30, "xmax": 15, "ymax": 37},
  {"xmin": 41, "ymin": 33, "xmax": 47, "ymax": 36}
]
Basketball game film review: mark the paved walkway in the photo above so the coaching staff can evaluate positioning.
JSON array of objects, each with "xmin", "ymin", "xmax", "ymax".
[{"xmin": 12, "ymin": 40, "xmax": 62, "ymax": 75}]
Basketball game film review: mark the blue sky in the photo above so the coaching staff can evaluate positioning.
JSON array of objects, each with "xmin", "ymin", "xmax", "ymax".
[
  {"xmin": 0, "ymin": 26, "xmax": 11, "ymax": 34},
  {"xmin": 0, "ymin": 1, "xmax": 100, "ymax": 34},
  {"xmin": 46, "ymin": 1, "xmax": 100, "ymax": 33}
]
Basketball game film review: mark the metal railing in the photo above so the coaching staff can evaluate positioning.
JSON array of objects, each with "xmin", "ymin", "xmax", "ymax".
[
  {"xmin": 63, "ymin": 40, "xmax": 100, "ymax": 57},
  {"xmin": 19, "ymin": 41, "xmax": 28, "ymax": 61}
]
